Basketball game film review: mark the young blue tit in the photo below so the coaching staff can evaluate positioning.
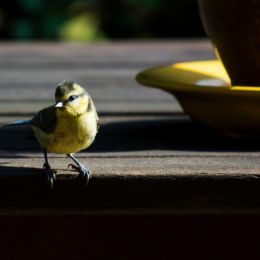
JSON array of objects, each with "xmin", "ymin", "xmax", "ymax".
[{"xmin": 4, "ymin": 81, "xmax": 99, "ymax": 188}]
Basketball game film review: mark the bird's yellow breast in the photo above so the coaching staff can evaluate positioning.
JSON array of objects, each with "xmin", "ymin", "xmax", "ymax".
[{"xmin": 33, "ymin": 111, "xmax": 97, "ymax": 154}]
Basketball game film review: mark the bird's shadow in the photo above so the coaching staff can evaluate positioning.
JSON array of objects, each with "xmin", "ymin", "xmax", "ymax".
[
  {"xmin": 0, "ymin": 164, "xmax": 90, "ymax": 193},
  {"xmin": 0, "ymin": 164, "xmax": 46, "ymax": 193},
  {"xmin": 0, "ymin": 163, "xmax": 41, "ymax": 176}
]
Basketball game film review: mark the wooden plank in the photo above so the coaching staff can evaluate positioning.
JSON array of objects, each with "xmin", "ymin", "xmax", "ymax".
[
  {"xmin": 1, "ymin": 156, "xmax": 260, "ymax": 177},
  {"xmin": 2, "ymin": 115, "xmax": 260, "ymax": 157},
  {"xmin": 0, "ymin": 156, "xmax": 260, "ymax": 214},
  {"xmin": 0, "ymin": 41, "xmax": 214, "ymax": 64}
]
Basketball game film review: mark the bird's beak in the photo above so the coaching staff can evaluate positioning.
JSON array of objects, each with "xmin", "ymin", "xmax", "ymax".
[{"xmin": 55, "ymin": 102, "xmax": 64, "ymax": 108}]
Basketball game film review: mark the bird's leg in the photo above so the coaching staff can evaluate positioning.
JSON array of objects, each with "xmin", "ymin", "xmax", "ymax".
[
  {"xmin": 43, "ymin": 149, "xmax": 56, "ymax": 188},
  {"xmin": 67, "ymin": 154, "xmax": 91, "ymax": 184}
]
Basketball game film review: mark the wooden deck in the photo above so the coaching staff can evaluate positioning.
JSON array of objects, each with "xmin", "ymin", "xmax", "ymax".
[
  {"xmin": 1, "ymin": 41, "xmax": 260, "ymax": 214},
  {"xmin": 2, "ymin": 41, "xmax": 260, "ymax": 259}
]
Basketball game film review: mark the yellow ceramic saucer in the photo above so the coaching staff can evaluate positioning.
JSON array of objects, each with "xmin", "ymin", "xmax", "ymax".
[{"xmin": 136, "ymin": 60, "xmax": 260, "ymax": 137}]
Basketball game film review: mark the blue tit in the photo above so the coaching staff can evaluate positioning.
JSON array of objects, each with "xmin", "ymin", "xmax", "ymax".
[{"xmin": 4, "ymin": 81, "xmax": 99, "ymax": 188}]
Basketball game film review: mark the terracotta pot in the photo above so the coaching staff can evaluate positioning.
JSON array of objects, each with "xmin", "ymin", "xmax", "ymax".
[{"xmin": 199, "ymin": 0, "xmax": 260, "ymax": 86}]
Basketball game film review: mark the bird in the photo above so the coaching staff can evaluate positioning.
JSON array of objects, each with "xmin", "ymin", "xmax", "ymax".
[{"xmin": 4, "ymin": 81, "xmax": 99, "ymax": 188}]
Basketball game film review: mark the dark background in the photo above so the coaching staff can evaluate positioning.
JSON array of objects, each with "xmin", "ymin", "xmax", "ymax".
[{"xmin": 0, "ymin": 0, "xmax": 206, "ymax": 41}]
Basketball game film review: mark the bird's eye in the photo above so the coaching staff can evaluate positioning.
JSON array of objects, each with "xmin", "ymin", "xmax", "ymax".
[{"xmin": 68, "ymin": 95, "xmax": 77, "ymax": 102}]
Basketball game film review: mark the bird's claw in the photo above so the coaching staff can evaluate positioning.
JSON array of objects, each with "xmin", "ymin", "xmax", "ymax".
[
  {"xmin": 67, "ymin": 163, "xmax": 91, "ymax": 185},
  {"xmin": 43, "ymin": 163, "xmax": 56, "ymax": 189},
  {"xmin": 67, "ymin": 163, "xmax": 78, "ymax": 171}
]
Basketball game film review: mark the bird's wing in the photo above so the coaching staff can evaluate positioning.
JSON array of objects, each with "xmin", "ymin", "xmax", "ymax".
[
  {"xmin": 87, "ymin": 96, "xmax": 100, "ymax": 131},
  {"xmin": 92, "ymin": 102, "xmax": 100, "ymax": 131},
  {"xmin": 96, "ymin": 113, "xmax": 100, "ymax": 132},
  {"xmin": 31, "ymin": 106, "xmax": 57, "ymax": 134}
]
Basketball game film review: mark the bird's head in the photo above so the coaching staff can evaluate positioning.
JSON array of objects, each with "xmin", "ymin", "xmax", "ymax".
[{"xmin": 54, "ymin": 81, "xmax": 90, "ymax": 117}]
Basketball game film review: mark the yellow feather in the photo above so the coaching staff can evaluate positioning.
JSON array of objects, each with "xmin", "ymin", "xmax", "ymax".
[
  {"xmin": 33, "ymin": 83, "xmax": 98, "ymax": 154},
  {"xmin": 34, "ymin": 110, "xmax": 97, "ymax": 154}
]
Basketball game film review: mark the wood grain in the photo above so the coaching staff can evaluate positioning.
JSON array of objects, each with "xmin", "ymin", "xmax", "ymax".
[{"xmin": 1, "ymin": 41, "xmax": 260, "ymax": 214}]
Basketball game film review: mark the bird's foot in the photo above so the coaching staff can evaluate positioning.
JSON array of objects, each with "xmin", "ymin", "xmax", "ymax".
[
  {"xmin": 43, "ymin": 163, "xmax": 56, "ymax": 189},
  {"xmin": 68, "ymin": 163, "xmax": 91, "ymax": 185}
]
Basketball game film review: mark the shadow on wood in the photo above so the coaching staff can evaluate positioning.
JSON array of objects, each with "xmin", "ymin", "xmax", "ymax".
[
  {"xmin": 0, "ymin": 164, "xmax": 260, "ymax": 214},
  {"xmin": 2, "ymin": 116, "xmax": 260, "ymax": 154}
]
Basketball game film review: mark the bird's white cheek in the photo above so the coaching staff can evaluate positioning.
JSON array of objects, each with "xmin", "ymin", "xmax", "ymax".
[{"xmin": 70, "ymin": 99, "xmax": 80, "ymax": 106}]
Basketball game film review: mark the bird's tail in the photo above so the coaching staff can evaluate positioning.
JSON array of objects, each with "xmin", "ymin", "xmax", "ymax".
[{"xmin": 2, "ymin": 120, "xmax": 32, "ymax": 128}]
